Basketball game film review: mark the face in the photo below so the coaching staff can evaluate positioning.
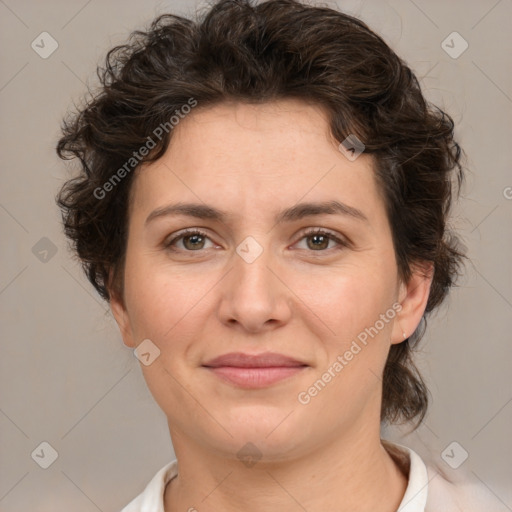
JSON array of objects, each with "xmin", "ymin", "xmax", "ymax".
[{"xmin": 111, "ymin": 99, "xmax": 431, "ymax": 462}]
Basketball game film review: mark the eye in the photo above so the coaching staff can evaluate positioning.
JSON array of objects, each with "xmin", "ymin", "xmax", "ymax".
[
  {"xmin": 294, "ymin": 228, "xmax": 348, "ymax": 252},
  {"xmin": 164, "ymin": 227, "xmax": 348, "ymax": 254},
  {"xmin": 165, "ymin": 229, "xmax": 217, "ymax": 251}
]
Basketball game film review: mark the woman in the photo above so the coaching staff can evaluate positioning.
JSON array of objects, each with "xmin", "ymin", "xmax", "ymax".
[{"xmin": 56, "ymin": 1, "xmax": 470, "ymax": 510}]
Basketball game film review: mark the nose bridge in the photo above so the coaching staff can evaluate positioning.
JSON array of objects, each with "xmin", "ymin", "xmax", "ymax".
[
  {"xmin": 218, "ymin": 234, "xmax": 290, "ymax": 331},
  {"xmin": 232, "ymin": 235, "xmax": 276, "ymax": 300}
]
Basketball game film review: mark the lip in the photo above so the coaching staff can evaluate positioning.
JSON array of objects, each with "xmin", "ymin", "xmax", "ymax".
[
  {"xmin": 202, "ymin": 352, "xmax": 308, "ymax": 389},
  {"xmin": 203, "ymin": 351, "xmax": 306, "ymax": 368}
]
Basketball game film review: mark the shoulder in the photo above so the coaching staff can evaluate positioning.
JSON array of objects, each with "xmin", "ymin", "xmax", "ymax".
[
  {"xmin": 424, "ymin": 462, "xmax": 510, "ymax": 512},
  {"xmin": 120, "ymin": 460, "xmax": 178, "ymax": 512},
  {"xmin": 386, "ymin": 439, "xmax": 509, "ymax": 512}
]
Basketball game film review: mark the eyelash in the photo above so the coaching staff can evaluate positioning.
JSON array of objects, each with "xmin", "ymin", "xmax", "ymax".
[{"xmin": 165, "ymin": 228, "xmax": 348, "ymax": 254}]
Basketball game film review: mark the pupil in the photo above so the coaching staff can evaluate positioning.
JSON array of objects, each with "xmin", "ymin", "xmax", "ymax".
[
  {"xmin": 309, "ymin": 234, "xmax": 328, "ymax": 250},
  {"xmin": 185, "ymin": 235, "xmax": 203, "ymax": 249}
]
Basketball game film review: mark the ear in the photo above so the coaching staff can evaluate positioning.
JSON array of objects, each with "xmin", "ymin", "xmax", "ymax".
[
  {"xmin": 108, "ymin": 271, "xmax": 136, "ymax": 349},
  {"xmin": 391, "ymin": 261, "xmax": 434, "ymax": 345}
]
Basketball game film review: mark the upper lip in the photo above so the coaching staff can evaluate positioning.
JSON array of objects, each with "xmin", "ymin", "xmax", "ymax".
[{"xmin": 202, "ymin": 352, "xmax": 307, "ymax": 368}]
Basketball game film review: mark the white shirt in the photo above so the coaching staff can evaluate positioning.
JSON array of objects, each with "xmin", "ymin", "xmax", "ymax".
[{"xmin": 120, "ymin": 441, "xmax": 504, "ymax": 511}]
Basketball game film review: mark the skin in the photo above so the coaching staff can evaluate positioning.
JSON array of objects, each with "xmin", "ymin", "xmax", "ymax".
[{"xmin": 110, "ymin": 99, "xmax": 433, "ymax": 512}]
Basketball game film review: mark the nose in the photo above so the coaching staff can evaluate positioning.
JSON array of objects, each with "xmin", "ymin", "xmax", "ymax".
[{"xmin": 217, "ymin": 241, "xmax": 292, "ymax": 334}]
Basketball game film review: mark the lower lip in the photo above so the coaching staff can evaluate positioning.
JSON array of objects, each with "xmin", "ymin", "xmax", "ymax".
[{"xmin": 204, "ymin": 366, "xmax": 307, "ymax": 388}]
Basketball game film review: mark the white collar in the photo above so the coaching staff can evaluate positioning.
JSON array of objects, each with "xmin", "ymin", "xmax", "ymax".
[
  {"xmin": 391, "ymin": 443, "xmax": 429, "ymax": 511},
  {"xmin": 121, "ymin": 441, "xmax": 429, "ymax": 512}
]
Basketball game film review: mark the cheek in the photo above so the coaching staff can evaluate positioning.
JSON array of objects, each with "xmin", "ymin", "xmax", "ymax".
[
  {"xmin": 295, "ymin": 270, "xmax": 396, "ymax": 412},
  {"xmin": 123, "ymin": 256, "xmax": 217, "ymax": 343},
  {"xmin": 122, "ymin": 263, "xmax": 211, "ymax": 413},
  {"xmin": 294, "ymin": 264, "xmax": 394, "ymax": 342}
]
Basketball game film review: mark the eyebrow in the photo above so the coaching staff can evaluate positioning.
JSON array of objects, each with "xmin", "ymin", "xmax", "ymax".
[{"xmin": 145, "ymin": 200, "xmax": 369, "ymax": 226}]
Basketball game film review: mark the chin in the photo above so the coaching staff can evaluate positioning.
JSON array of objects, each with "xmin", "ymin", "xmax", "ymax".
[
  {"xmin": 219, "ymin": 413, "xmax": 304, "ymax": 450},
  {"xmin": 215, "ymin": 433, "xmax": 305, "ymax": 465}
]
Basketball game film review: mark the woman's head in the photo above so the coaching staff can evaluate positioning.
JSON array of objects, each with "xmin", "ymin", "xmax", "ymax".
[{"xmin": 56, "ymin": 0, "xmax": 466, "ymax": 445}]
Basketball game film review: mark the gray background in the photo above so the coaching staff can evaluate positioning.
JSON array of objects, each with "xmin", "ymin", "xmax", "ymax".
[{"xmin": 1, "ymin": 0, "xmax": 511, "ymax": 510}]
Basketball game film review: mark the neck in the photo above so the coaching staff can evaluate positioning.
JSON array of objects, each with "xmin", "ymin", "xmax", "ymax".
[{"xmin": 164, "ymin": 426, "xmax": 408, "ymax": 512}]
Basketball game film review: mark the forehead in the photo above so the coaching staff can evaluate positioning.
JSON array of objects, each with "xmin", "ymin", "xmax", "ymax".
[
  {"xmin": 129, "ymin": 100, "xmax": 383, "ymax": 226},
  {"xmin": 169, "ymin": 99, "xmax": 342, "ymax": 175}
]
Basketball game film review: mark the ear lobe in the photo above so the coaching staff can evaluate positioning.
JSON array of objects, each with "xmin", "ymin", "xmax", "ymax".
[
  {"xmin": 108, "ymin": 274, "xmax": 136, "ymax": 349},
  {"xmin": 392, "ymin": 261, "xmax": 434, "ymax": 345}
]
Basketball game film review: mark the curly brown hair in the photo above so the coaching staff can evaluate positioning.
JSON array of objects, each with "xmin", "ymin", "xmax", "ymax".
[{"xmin": 56, "ymin": 0, "xmax": 467, "ymax": 428}]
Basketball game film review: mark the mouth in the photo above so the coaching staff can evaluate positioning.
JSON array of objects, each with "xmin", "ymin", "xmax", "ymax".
[{"xmin": 202, "ymin": 351, "xmax": 309, "ymax": 389}]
